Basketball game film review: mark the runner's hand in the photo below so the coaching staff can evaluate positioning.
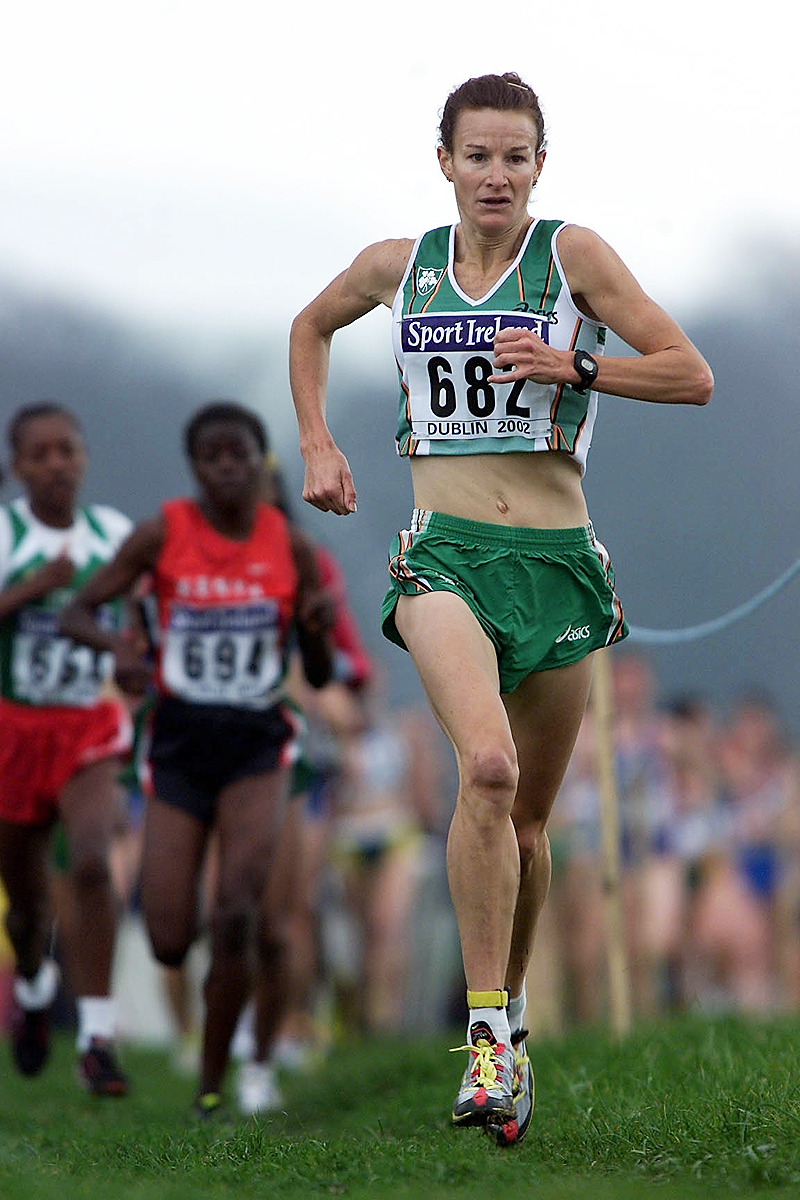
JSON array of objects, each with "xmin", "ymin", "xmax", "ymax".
[
  {"xmin": 490, "ymin": 325, "xmax": 572, "ymax": 386},
  {"xmin": 297, "ymin": 587, "xmax": 336, "ymax": 635},
  {"xmin": 302, "ymin": 444, "xmax": 357, "ymax": 515},
  {"xmin": 28, "ymin": 552, "xmax": 75, "ymax": 597},
  {"xmin": 113, "ymin": 641, "xmax": 153, "ymax": 696}
]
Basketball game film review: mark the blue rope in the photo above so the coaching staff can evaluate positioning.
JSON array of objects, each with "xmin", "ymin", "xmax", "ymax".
[{"xmin": 627, "ymin": 554, "xmax": 800, "ymax": 646}]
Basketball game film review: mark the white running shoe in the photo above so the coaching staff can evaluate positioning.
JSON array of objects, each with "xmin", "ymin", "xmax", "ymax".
[
  {"xmin": 272, "ymin": 1035, "xmax": 321, "ymax": 1074},
  {"xmin": 237, "ymin": 1060, "xmax": 283, "ymax": 1115},
  {"xmin": 451, "ymin": 1021, "xmax": 516, "ymax": 1131},
  {"xmin": 171, "ymin": 1032, "xmax": 201, "ymax": 1076},
  {"xmin": 496, "ymin": 1027, "xmax": 534, "ymax": 1147},
  {"xmin": 230, "ymin": 1001, "xmax": 256, "ymax": 1062}
]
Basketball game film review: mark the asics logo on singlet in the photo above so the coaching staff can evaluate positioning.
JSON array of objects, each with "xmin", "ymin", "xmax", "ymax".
[
  {"xmin": 555, "ymin": 623, "xmax": 591, "ymax": 644},
  {"xmin": 513, "ymin": 302, "xmax": 558, "ymax": 323}
]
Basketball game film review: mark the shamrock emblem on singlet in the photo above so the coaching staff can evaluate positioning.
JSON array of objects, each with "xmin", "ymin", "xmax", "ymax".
[{"xmin": 417, "ymin": 267, "xmax": 444, "ymax": 295}]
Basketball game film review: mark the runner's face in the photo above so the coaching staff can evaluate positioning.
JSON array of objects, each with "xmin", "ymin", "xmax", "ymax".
[
  {"xmin": 438, "ymin": 108, "xmax": 544, "ymax": 233},
  {"xmin": 191, "ymin": 421, "xmax": 263, "ymax": 509},
  {"xmin": 13, "ymin": 415, "xmax": 85, "ymax": 513}
]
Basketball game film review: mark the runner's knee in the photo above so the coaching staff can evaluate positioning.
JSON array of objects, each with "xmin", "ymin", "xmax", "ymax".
[
  {"xmin": 70, "ymin": 850, "xmax": 111, "ymax": 895},
  {"xmin": 143, "ymin": 901, "xmax": 195, "ymax": 968},
  {"xmin": 257, "ymin": 919, "xmax": 288, "ymax": 966},
  {"xmin": 150, "ymin": 940, "xmax": 190, "ymax": 970},
  {"xmin": 461, "ymin": 744, "xmax": 518, "ymax": 818},
  {"xmin": 210, "ymin": 906, "xmax": 251, "ymax": 960}
]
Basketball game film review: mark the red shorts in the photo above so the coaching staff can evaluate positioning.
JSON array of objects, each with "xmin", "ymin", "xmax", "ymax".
[{"xmin": 0, "ymin": 697, "xmax": 133, "ymax": 825}]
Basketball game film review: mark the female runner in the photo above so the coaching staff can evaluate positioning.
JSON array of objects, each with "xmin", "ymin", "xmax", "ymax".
[
  {"xmin": 0, "ymin": 403, "xmax": 132, "ymax": 1095},
  {"xmin": 61, "ymin": 401, "xmax": 331, "ymax": 1114},
  {"xmin": 289, "ymin": 72, "xmax": 713, "ymax": 1145}
]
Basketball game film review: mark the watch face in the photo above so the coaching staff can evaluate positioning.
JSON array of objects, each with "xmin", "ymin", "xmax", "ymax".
[{"xmin": 574, "ymin": 351, "xmax": 597, "ymax": 390}]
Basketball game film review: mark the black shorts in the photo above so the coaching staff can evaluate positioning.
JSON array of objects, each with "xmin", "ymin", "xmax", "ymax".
[{"xmin": 149, "ymin": 696, "xmax": 296, "ymax": 824}]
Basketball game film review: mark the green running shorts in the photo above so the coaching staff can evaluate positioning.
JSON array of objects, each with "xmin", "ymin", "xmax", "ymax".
[{"xmin": 381, "ymin": 508, "xmax": 628, "ymax": 694}]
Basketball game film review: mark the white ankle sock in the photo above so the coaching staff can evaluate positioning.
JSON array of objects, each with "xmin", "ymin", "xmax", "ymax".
[
  {"xmin": 468, "ymin": 1006, "xmax": 511, "ymax": 1044},
  {"xmin": 507, "ymin": 982, "xmax": 527, "ymax": 1033},
  {"xmin": 76, "ymin": 996, "xmax": 117, "ymax": 1052},
  {"xmin": 14, "ymin": 958, "xmax": 60, "ymax": 1011}
]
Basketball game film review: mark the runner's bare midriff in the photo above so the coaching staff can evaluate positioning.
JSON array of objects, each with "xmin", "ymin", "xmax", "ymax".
[{"xmin": 410, "ymin": 451, "xmax": 589, "ymax": 529}]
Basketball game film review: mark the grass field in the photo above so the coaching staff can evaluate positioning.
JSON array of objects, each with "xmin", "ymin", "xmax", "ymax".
[{"xmin": 1, "ymin": 1016, "xmax": 799, "ymax": 1199}]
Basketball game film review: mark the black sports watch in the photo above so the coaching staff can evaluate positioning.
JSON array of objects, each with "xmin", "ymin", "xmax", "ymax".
[{"xmin": 573, "ymin": 349, "xmax": 598, "ymax": 393}]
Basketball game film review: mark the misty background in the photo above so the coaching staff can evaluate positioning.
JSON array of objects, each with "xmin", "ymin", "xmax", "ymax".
[{"xmin": 2, "ymin": 238, "xmax": 799, "ymax": 734}]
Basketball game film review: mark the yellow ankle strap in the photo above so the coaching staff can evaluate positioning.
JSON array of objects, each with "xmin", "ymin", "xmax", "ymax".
[{"xmin": 467, "ymin": 989, "xmax": 509, "ymax": 1009}]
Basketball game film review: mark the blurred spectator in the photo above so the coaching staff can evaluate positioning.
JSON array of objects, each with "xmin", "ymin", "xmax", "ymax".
[
  {"xmin": 271, "ymin": 527, "xmax": 375, "ymax": 1068},
  {"xmin": 692, "ymin": 689, "xmax": 800, "ymax": 1012},
  {"xmin": 655, "ymin": 695, "xmax": 726, "ymax": 1010},
  {"xmin": 546, "ymin": 707, "xmax": 605, "ymax": 1027},
  {"xmin": 327, "ymin": 679, "xmax": 443, "ymax": 1036},
  {"xmin": 537, "ymin": 660, "xmax": 800, "ymax": 1031},
  {"xmin": 611, "ymin": 654, "xmax": 674, "ymax": 1017}
]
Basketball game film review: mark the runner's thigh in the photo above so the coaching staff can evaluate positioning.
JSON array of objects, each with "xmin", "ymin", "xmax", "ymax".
[
  {"xmin": 395, "ymin": 590, "xmax": 512, "ymax": 762},
  {"xmin": 503, "ymin": 655, "xmax": 595, "ymax": 827},
  {"xmin": 213, "ymin": 769, "xmax": 289, "ymax": 904}
]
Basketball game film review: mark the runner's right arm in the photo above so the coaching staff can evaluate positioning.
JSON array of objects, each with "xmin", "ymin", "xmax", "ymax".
[
  {"xmin": 59, "ymin": 516, "xmax": 164, "ymax": 692},
  {"xmin": 289, "ymin": 238, "xmax": 412, "ymax": 516},
  {"xmin": 0, "ymin": 554, "xmax": 75, "ymax": 623}
]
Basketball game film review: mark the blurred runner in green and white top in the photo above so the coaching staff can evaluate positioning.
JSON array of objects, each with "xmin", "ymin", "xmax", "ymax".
[{"xmin": 0, "ymin": 402, "xmax": 133, "ymax": 1096}]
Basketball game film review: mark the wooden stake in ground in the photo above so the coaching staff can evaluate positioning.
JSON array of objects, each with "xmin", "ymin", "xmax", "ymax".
[{"xmin": 592, "ymin": 647, "xmax": 631, "ymax": 1037}]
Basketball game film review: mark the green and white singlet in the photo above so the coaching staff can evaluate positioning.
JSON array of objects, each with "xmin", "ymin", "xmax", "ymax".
[
  {"xmin": 392, "ymin": 219, "xmax": 606, "ymax": 474},
  {"xmin": 0, "ymin": 498, "xmax": 132, "ymax": 706}
]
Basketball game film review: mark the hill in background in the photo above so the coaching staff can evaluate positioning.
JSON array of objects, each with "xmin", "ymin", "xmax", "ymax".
[{"xmin": 2, "ymin": 251, "xmax": 798, "ymax": 731}]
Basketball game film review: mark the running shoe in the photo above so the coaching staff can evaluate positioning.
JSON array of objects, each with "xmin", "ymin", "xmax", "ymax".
[
  {"xmin": 171, "ymin": 1031, "xmax": 201, "ymax": 1076},
  {"xmin": 10, "ymin": 959, "xmax": 60, "ymax": 1077},
  {"xmin": 237, "ymin": 1060, "xmax": 283, "ymax": 1115},
  {"xmin": 451, "ymin": 1021, "xmax": 516, "ymax": 1129},
  {"xmin": 77, "ymin": 1038, "xmax": 129, "ymax": 1097},
  {"xmin": 272, "ymin": 1034, "xmax": 324, "ymax": 1074},
  {"xmin": 494, "ymin": 1027, "xmax": 535, "ymax": 1148},
  {"xmin": 10, "ymin": 1004, "xmax": 52, "ymax": 1077},
  {"xmin": 193, "ymin": 1091, "xmax": 223, "ymax": 1119}
]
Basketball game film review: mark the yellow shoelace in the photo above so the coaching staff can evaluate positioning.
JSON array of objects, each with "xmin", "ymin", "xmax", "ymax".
[
  {"xmin": 513, "ymin": 1045, "xmax": 531, "ymax": 1106},
  {"xmin": 450, "ymin": 1038, "xmax": 503, "ymax": 1090}
]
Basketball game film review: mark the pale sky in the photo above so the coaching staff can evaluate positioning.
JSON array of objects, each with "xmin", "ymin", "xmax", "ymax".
[{"xmin": 2, "ymin": 0, "xmax": 798, "ymax": 349}]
